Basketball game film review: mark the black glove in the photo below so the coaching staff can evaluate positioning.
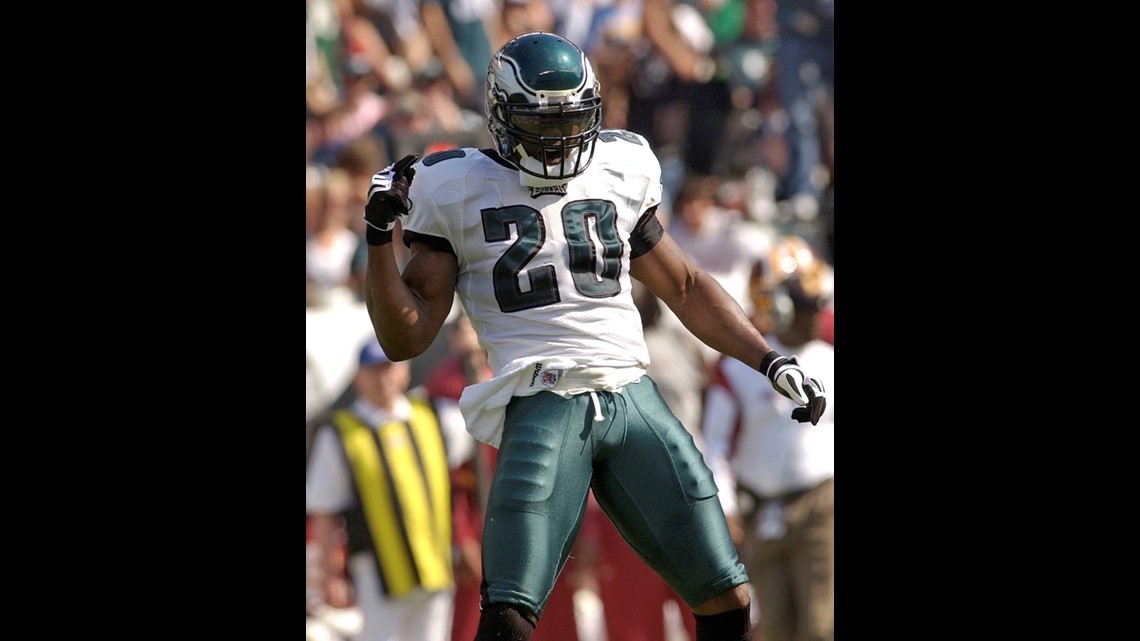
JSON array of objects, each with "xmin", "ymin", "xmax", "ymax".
[
  {"xmin": 363, "ymin": 154, "xmax": 419, "ymax": 246},
  {"xmin": 759, "ymin": 351, "xmax": 827, "ymax": 425}
]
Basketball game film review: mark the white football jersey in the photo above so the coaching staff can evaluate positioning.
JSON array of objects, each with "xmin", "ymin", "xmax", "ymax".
[{"xmin": 401, "ymin": 130, "xmax": 664, "ymax": 445}]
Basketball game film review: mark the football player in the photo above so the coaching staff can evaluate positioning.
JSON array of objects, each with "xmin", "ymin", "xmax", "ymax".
[
  {"xmin": 703, "ymin": 236, "xmax": 836, "ymax": 641},
  {"xmin": 360, "ymin": 32, "xmax": 827, "ymax": 641}
]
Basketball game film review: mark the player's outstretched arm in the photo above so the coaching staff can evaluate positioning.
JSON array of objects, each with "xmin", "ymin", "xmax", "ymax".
[
  {"xmin": 631, "ymin": 233, "xmax": 768, "ymax": 368},
  {"xmin": 631, "ymin": 232, "xmax": 826, "ymax": 424}
]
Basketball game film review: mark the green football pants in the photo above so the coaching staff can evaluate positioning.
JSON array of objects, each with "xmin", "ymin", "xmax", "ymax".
[{"xmin": 480, "ymin": 376, "xmax": 748, "ymax": 618}]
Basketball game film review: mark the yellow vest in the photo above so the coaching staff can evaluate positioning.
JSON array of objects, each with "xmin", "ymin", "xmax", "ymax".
[{"xmin": 332, "ymin": 399, "xmax": 453, "ymax": 596}]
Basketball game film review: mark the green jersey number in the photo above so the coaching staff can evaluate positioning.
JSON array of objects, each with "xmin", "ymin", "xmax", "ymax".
[{"xmin": 482, "ymin": 200, "xmax": 623, "ymax": 313}]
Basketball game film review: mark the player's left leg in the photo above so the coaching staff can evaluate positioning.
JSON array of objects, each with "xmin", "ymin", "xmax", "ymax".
[{"xmin": 589, "ymin": 377, "xmax": 752, "ymax": 640}]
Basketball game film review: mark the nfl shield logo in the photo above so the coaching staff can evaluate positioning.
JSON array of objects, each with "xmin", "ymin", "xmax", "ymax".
[{"xmin": 540, "ymin": 369, "xmax": 563, "ymax": 388}]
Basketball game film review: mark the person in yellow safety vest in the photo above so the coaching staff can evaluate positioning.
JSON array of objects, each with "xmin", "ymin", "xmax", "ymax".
[{"xmin": 307, "ymin": 336, "xmax": 455, "ymax": 641}]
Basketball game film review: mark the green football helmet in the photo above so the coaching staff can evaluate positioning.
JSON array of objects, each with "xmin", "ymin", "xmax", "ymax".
[{"xmin": 485, "ymin": 32, "xmax": 602, "ymax": 185}]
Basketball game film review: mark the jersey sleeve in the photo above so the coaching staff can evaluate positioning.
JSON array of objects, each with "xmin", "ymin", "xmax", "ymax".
[
  {"xmin": 592, "ymin": 130, "xmax": 664, "ymax": 236},
  {"xmin": 402, "ymin": 153, "xmax": 457, "ymax": 246},
  {"xmin": 629, "ymin": 209, "xmax": 664, "ymax": 258},
  {"xmin": 401, "ymin": 148, "xmax": 481, "ymax": 254},
  {"xmin": 630, "ymin": 132, "xmax": 663, "ymax": 217}
]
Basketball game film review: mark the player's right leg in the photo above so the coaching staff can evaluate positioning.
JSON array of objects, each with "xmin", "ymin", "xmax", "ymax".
[{"xmin": 475, "ymin": 391, "xmax": 598, "ymax": 640}]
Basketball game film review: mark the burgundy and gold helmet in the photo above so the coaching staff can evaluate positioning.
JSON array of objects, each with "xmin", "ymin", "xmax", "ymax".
[{"xmin": 749, "ymin": 236, "xmax": 833, "ymax": 334}]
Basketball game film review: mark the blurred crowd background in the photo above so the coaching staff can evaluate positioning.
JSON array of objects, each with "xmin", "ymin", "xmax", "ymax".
[{"xmin": 306, "ymin": 0, "xmax": 834, "ymax": 639}]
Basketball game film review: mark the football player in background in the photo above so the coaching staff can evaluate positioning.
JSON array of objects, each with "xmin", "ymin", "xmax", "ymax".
[
  {"xmin": 359, "ymin": 32, "xmax": 827, "ymax": 641},
  {"xmin": 702, "ymin": 237, "xmax": 835, "ymax": 641}
]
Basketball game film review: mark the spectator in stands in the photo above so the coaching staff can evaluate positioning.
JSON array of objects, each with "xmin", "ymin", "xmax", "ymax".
[
  {"xmin": 637, "ymin": 0, "xmax": 737, "ymax": 198},
  {"xmin": 307, "ymin": 167, "xmax": 367, "ymax": 307},
  {"xmin": 417, "ymin": 0, "xmax": 504, "ymax": 112},
  {"xmin": 771, "ymin": 0, "xmax": 833, "ymax": 229},
  {"xmin": 667, "ymin": 173, "xmax": 771, "ymax": 319}
]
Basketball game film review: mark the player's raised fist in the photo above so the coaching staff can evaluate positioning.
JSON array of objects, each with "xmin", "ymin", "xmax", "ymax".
[{"xmin": 363, "ymin": 154, "xmax": 419, "ymax": 245}]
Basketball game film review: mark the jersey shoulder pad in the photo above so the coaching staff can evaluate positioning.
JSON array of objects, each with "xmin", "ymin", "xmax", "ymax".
[
  {"xmin": 592, "ymin": 129, "xmax": 660, "ymax": 177},
  {"xmin": 410, "ymin": 147, "xmax": 484, "ymax": 195}
]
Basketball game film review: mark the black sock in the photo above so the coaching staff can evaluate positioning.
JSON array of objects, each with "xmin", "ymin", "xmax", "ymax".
[
  {"xmin": 473, "ymin": 603, "xmax": 537, "ymax": 641},
  {"xmin": 694, "ymin": 604, "xmax": 752, "ymax": 641}
]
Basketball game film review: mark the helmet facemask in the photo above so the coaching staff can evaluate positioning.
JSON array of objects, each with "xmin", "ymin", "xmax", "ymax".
[{"xmin": 504, "ymin": 101, "xmax": 600, "ymax": 183}]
